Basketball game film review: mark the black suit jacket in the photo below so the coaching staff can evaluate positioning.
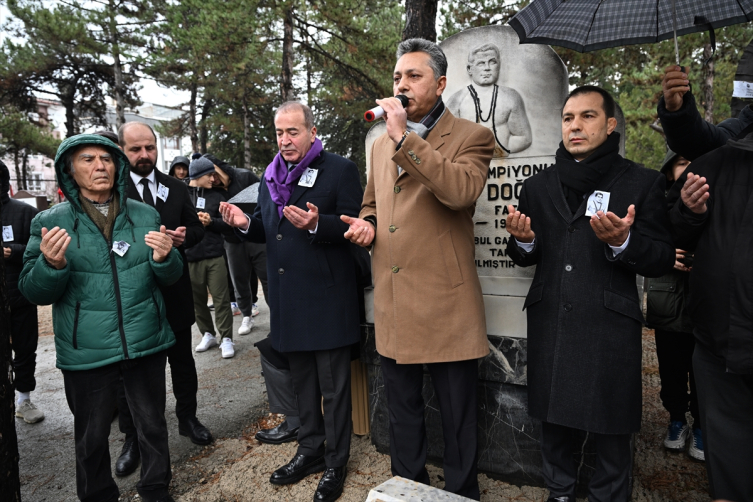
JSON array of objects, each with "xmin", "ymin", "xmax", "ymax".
[
  {"xmin": 238, "ymin": 151, "xmax": 363, "ymax": 353},
  {"xmin": 507, "ymin": 158, "xmax": 674, "ymax": 434},
  {"xmin": 127, "ymin": 169, "xmax": 204, "ymax": 331}
]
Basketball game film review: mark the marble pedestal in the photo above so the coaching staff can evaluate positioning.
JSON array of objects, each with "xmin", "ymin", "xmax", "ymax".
[{"xmin": 361, "ymin": 324, "xmax": 603, "ymax": 493}]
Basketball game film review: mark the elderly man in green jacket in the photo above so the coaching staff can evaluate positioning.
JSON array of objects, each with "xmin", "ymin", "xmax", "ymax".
[{"xmin": 19, "ymin": 134, "xmax": 183, "ymax": 502}]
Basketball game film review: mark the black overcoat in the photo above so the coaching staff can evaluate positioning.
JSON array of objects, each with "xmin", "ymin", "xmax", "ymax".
[
  {"xmin": 507, "ymin": 158, "xmax": 674, "ymax": 434},
  {"xmin": 239, "ymin": 151, "xmax": 363, "ymax": 353},
  {"xmin": 669, "ymin": 133, "xmax": 753, "ymax": 375},
  {"xmin": 127, "ymin": 170, "xmax": 205, "ymax": 331}
]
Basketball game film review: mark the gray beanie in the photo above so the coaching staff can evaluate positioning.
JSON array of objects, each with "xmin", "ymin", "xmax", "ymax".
[{"xmin": 189, "ymin": 157, "xmax": 215, "ymax": 180}]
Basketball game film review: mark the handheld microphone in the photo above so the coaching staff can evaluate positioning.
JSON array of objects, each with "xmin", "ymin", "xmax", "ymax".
[{"xmin": 364, "ymin": 95, "xmax": 409, "ymax": 122}]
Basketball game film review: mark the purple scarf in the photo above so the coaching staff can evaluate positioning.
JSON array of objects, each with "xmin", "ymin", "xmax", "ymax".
[{"xmin": 265, "ymin": 138, "xmax": 323, "ymax": 219}]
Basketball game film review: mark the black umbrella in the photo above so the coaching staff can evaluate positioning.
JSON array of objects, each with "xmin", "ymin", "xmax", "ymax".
[{"xmin": 509, "ymin": 0, "xmax": 753, "ymax": 64}]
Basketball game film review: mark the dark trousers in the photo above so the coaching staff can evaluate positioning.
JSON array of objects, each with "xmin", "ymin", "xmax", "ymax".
[
  {"xmin": 11, "ymin": 304, "xmax": 38, "ymax": 393},
  {"xmin": 380, "ymin": 355, "xmax": 480, "ymax": 500},
  {"xmin": 224, "ymin": 240, "xmax": 269, "ymax": 317},
  {"xmin": 260, "ymin": 353, "xmax": 298, "ymax": 418},
  {"xmin": 541, "ymin": 421, "xmax": 632, "ymax": 502},
  {"xmin": 693, "ymin": 343, "xmax": 753, "ymax": 501},
  {"xmin": 287, "ymin": 346, "xmax": 352, "ymax": 467},
  {"xmin": 119, "ymin": 326, "xmax": 199, "ymax": 434},
  {"xmin": 654, "ymin": 329, "xmax": 700, "ymax": 427},
  {"xmin": 63, "ymin": 351, "xmax": 171, "ymax": 502}
]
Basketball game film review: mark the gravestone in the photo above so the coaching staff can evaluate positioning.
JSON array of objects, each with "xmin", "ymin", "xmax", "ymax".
[{"xmin": 362, "ymin": 25, "xmax": 627, "ymax": 491}]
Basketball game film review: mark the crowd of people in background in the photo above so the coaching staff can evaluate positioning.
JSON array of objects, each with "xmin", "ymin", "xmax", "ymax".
[{"xmin": 4, "ymin": 37, "xmax": 753, "ymax": 502}]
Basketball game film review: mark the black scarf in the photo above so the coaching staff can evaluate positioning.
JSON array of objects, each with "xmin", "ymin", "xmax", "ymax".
[{"xmin": 555, "ymin": 132, "xmax": 621, "ymax": 213}]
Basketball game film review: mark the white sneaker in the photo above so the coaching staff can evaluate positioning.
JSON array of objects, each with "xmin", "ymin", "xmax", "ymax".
[
  {"xmin": 15, "ymin": 400, "xmax": 45, "ymax": 424},
  {"xmin": 663, "ymin": 420, "xmax": 689, "ymax": 451},
  {"xmin": 251, "ymin": 303, "xmax": 260, "ymax": 317},
  {"xmin": 195, "ymin": 332, "xmax": 218, "ymax": 352},
  {"xmin": 231, "ymin": 302, "xmax": 241, "ymax": 316},
  {"xmin": 220, "ymin": 338, "xmax": 235, "ymax": 358},
  {"xmin": 238, "ymin": 316, "xmax": 254, "ymax": 335}
]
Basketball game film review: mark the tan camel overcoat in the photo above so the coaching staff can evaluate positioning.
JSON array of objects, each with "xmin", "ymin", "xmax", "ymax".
[{"xmin": 361, "ymin": 110, "xmax": 494, "ymax": 364}]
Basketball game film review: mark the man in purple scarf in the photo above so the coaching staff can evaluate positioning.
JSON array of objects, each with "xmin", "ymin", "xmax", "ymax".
[{"xmin": 220, "ymin": 102, "xmax": 363, "ymax": 502}]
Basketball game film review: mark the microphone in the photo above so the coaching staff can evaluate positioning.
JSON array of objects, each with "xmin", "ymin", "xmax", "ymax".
[{"xmin": 364, "ymin": 95, "xmax": 409, "ymax": 122}]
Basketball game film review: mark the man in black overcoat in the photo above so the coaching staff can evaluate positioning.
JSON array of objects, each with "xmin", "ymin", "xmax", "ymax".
[
  {"xmin": 506, "ymin": 86, "xmax": 674, "ymax": 502},
  {"xmin": 111, "ymin": 122, "xmax": 211, "ymax": 477},
  {"xmin": 669, "ymin": 130, "xmax": 753, "ymax": 502},
  {"xmin": 1, "ymin": 160, "xmax": 43, "ymax": 424},
  {"xmin": 220, "ymin": 101, "xmax": 362, "ymax": 502}
]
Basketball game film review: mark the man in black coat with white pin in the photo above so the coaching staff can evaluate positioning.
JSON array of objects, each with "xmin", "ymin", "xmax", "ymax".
[
  {"xmin": 669, "ymin": 129, "xmax": 753, "ymax": 502},
  {"xmin": 506, "ymin": 86, "xmax": 674, "ymax": 502},
  {"xmin": 220, "ymin": 101, "xmax": 362, "ymax": 502},
  {"xmin": 112, "ymin": 122, "xmax": 211, "ymax": 478}
]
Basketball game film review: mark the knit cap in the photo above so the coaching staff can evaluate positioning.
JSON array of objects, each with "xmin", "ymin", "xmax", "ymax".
[{"xmin": 189, "ymin": 157, "xmax": 215, "ymax": 180}]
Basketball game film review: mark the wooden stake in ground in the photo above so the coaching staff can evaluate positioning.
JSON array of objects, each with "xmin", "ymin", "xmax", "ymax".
[{"xmin": 0, "ymin": 197, "xmax": 21, "ymax": 500}]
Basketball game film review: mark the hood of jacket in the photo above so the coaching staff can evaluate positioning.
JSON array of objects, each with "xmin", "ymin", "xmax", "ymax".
[
  {"xmin": 203, "ymin": 153, "xmax": 235, "ymax": 182},
  {"xmin": 169, "ymin": 156, "xmax": 191, "ymax": 177},
  {"xmin": 727, "ymin": 130, "xmax": 753, "ymax": 152},
  {"xmin": 0, "ymin": 159, "xmax": 10, "ymax": 204},
  {"xmin": 660, "ymin": 148, "xmax": 679, "ymax": 176},
  {"xmin": 54, "ymin": 134, "xmax": 131, "ymax": 212}
]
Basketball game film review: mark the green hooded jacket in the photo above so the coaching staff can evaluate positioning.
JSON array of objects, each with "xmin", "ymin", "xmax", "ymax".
[{"xmin": 18, "ymin": 134, "xmax": 183, "ymax": 371}]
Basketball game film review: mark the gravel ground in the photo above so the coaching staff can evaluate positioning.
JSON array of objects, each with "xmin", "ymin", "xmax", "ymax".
[
  {"xmin": 21, "ymin": 304, "xmax": 709, "ymax": 501},
  {"xmin": 173, "ymin": 328, "xmax": 710, "ymax": 502}
]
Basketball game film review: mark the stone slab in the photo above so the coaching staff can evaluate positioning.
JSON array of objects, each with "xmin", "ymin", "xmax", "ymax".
[{"xmin": 366, "ymin": 476, "xmax": 475, "ymax": 502}]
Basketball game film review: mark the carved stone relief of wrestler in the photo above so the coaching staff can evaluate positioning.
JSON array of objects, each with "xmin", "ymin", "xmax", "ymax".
[{"xmin": 446, "ymin": 43, "xmax": 533, "ymax": 158}]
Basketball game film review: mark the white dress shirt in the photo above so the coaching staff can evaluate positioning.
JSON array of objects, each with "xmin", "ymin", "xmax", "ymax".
[{"xmin": 130, "ymin": 170, "xmax": 157, "ymax": 203}]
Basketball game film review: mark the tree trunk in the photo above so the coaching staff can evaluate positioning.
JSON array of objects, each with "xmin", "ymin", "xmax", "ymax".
[
  {"xmin": 189, "ymin": 83, "xmax": 199, "ymax": 153},
  {"xmin": 199, "ymin": 98, "xmax": 213, "ymax": 154},
  {"xmin": 243, "ymin": 96, "xmax": 252, "ymax": 171},
  {"xmin": 61, "ymin": 82, "xmax": 77, "ymax": 137},
  {"xmin": 0, "ymin": 196, "xmax": 22, "ymax": 501},
  {"xmin": 281, "ymin": 6, "xmax": 295, "ymax": 102},
  {"xmin": 108, "ymin": 4, "xmax": 127, "ymax": 129},
  {"xmin": 402, "ymin": 0, "xmax": 438, "ymax": 42},
  {"xmin": 21, "ymin": 150, "xmax": 29, "ymax": 190},
  {"xmin": 63, "ymin": 96, "xmax": 77, "ymax": 138},
  {"xmin": 702, "ymin": 43, "xmax": 714, "ymax": 123},
  {"xmin": 13, "ymin": 150, "xmax": 21, "ymax": 192},
  {"xmin": 111, "ymin": 42, "xmax": 127, "ymax": 129}
]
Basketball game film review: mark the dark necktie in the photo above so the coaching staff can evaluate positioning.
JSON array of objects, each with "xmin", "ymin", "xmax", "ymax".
[{"xmin": 140, "ymin": 178, "xmax": 155, "ymax": 207}]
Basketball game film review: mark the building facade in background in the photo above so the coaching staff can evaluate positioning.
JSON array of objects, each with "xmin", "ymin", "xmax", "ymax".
[{"xmin": 5, "ymin": 98, "xmax": 190, "ymax": 204}]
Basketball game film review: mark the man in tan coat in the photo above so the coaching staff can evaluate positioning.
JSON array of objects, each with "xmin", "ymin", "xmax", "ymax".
[{"xmin": 343, "ymin": 38, "xmax": 494, "ymax": 500}]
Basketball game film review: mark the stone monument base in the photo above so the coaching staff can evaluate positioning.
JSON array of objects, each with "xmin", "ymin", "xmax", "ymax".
[{"xmin": 362, "ymin": 324, "xmax": 611, "ymax": 495}]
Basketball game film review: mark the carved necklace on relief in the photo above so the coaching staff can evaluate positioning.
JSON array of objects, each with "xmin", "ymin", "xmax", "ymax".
[{"xmin": 467, "ymin": 84, "xmax": 511, "ymax": 155}]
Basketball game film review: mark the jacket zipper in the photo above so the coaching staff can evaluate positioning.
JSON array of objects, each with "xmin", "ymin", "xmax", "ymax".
[
  {"xmin": 87, "ymin": 211, "xmax": 131, "ymax": 360},
  {"xmin": 72, "ymin": 302, "xmax": 81, "ymax": 349},
  {"xmin": 108, "ymin": 246, "xmax": 130, "ymax": 359}
]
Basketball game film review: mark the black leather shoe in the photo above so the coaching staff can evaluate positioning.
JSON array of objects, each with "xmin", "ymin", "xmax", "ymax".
[
  {"xmin": 115, "ymin": 436, "xmax": 140, "ymax": 477},
  {"xmin": 179, "ymin": 416, "xmax": 213, "ymax": 445},
  {"xmin": 269, "ymin": 453, "xmax": 325, "ymax": 485},
  {"xmin": 256, "ymin": 421, "xmax": 299, "ymax": 445},
  {"xmin": 314, "ymin": 466, "xmax": 346, "ymax": 502}
]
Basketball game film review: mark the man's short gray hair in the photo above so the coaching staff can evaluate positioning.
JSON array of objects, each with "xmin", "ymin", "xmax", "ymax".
[
  {"xmin": 118, "ymin": 121, "xmax": 157, "ymax": 146},
  {"xmin": 396, "ymin": 38, "xmax": 447, "ymax": 80},
  {"xmin": 467, "ymin": 43, "xmax": 500, "ymax": 65},
  {"xmin": 275, "ymin": 101, "xmax": 315, "ymax": 130}
]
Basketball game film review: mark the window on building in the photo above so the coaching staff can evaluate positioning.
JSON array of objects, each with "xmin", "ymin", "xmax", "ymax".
[
  {"xmin": 28, "ymin": 173, "xmax": 44, "ymax": 192},
  {"xmin": 163, "ymin": 137, "xmax": 180, "ymax": 150}
]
